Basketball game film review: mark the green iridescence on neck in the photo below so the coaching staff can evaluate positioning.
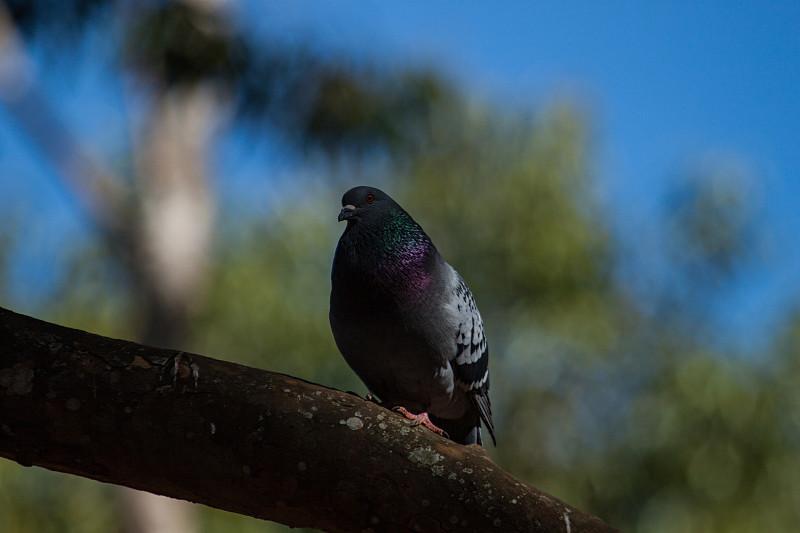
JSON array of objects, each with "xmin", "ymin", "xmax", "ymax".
[{"xmin": 381, "ymin": 209, "xmax": 426, "ymax": 252}]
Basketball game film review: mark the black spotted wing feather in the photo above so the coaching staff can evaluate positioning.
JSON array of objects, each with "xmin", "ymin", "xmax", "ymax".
[{"xmin": 451, "ymin": 274, "xmax": 496, "ymax": 445}]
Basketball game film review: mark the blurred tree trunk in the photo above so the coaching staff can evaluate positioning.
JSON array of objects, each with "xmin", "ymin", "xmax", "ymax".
[
  {"xmin": 117, "ymin": 82, "xmax": 219, "ymax": 533},
  {"xmin": 134, "ymin": 84, "xmax": 217, "ymax": 355},
  {"xmin": 117, "ymin": 0, "xmax": 229, "ymax": 524}
]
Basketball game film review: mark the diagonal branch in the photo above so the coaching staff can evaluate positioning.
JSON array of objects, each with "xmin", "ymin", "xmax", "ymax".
[{"xmin": 0, "ymin": 307, "xmax": 618, "ymax": 533}]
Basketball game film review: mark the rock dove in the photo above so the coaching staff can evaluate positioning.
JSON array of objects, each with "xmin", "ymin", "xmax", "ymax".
[{"xmin": 330, "ymin": 186, "xmax": 495, "ymax": 446}]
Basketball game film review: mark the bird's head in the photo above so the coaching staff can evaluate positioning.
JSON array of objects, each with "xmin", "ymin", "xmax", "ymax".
[
  {"xmin": 338, "ymin": 186, "xmax": 395, "ymax": 224},
  {"xmin": 334, "ymin": 185, "xmax": 437, "ymax": 276}
]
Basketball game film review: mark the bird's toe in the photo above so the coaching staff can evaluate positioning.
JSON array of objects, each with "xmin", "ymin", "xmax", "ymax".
[{"xmin": 393, "ymin": 407, "xmax": 449, "ymax": 438}]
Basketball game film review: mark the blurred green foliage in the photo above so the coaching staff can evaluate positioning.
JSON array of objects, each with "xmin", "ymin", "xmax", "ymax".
[{"xmin": 1, "ymin": 2, "xmax": 797, "ymax": 533}]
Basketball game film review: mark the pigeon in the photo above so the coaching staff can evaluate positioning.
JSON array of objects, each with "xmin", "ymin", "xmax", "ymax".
[{"xmin": 330, "ymin": 186, "xmax": 495, "ymax": 446}]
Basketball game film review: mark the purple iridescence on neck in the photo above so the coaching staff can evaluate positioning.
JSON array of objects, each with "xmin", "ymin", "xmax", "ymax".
[
  {"xmin": 378, "ymin": 209, "xmax": 433, "ymax": 295},
  {"xmin": 397, "ymin": 240, "xmax": 432, "ymax": 293}
]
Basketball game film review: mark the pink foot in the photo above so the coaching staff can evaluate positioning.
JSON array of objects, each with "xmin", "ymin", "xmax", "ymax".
[{"xmin": 393, "ymin": 407, "xmax": 448, "ymax": 438}]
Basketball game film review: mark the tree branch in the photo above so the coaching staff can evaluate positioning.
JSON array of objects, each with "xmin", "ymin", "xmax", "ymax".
[{"xmin": 0, "ymin": 307, "xmax": 617, "ymax": 532}]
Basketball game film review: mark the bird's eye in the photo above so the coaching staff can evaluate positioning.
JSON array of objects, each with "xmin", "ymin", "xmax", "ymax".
[{"xmin": 366, "ymin": 193, "xmax": 375, "ymax": 203}]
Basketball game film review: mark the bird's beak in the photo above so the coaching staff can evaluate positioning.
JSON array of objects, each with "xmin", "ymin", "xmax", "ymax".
[{"xmin": 338, "ymin": 204, "xmax": 356, "ymax": 222}]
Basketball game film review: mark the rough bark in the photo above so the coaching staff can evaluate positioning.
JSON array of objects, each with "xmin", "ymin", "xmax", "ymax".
[{"xmin": 0, "ymin": 307, "xmax": 617, "ymax": 533}]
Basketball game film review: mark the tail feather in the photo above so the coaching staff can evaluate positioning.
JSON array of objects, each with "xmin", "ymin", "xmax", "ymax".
[
  {"xmin": 431, "ymin": 392, "xmax": 496, "ymax": 446},
  {"xmin": 471, "ymin": 391, "xmax": 496, "ymax": 446},
  {"xmin": 431, "ymin": 409, "xmax": 483, "ymax": 445}
]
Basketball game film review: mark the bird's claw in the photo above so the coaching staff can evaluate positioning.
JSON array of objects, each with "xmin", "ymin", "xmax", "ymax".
[{"xmin": 393, "ymin": 407, "xmax": 449, "ymax": 438}]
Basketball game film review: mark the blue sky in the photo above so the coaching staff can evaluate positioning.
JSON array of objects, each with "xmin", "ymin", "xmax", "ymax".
[
  {"xmin": 1, "ymin": 1, "xmax": 799, "ymax": 352},
  {"xmin": 256, "ymin": 2, "xmax": 800, "ymax": 351}
]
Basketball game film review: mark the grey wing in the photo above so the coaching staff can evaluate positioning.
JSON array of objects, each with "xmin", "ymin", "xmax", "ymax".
[{"xmin": 451, "ymin": 274, "xmax": 496, "ymax": 444}]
